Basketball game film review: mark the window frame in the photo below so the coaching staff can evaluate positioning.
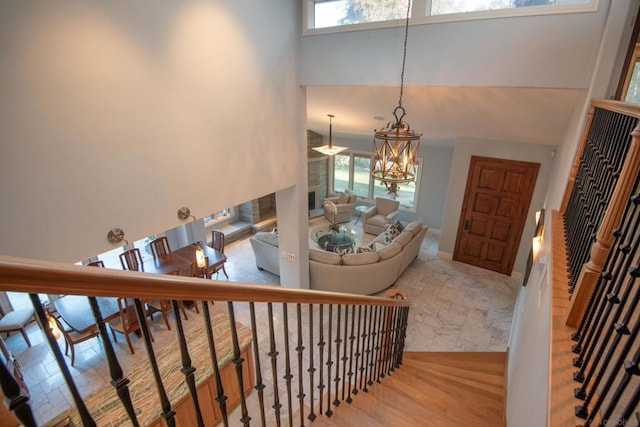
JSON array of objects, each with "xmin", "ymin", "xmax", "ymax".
[
  {"xmin": 303, "ymin": 0, "xmax": 599, "ymax": 36},
  {"xmin": 330, "ymin": 149, "xmax": 421, "ymax": 211}
]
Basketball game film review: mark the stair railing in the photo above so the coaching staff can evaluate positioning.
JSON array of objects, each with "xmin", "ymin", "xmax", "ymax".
[
  {"xmin": 0, "ymin": 254, "xmax": 409, "ymax": 427},
  {"xmin": 550, "ymin": 99, "xmax": 640, "ymax": 426}
]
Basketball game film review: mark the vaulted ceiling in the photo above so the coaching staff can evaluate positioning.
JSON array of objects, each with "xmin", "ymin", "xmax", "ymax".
[{"xmin": 306, "ymin": 85, "xmax": 586, "ymax": 147}]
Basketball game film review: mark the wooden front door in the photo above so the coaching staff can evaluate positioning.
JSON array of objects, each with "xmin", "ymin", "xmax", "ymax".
[{"xmin": 453, "ymin": 156, "xmax": 539, "ymax": 275}]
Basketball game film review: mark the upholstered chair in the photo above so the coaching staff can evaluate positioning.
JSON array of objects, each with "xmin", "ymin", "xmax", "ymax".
[
  {"xmin": 362, "ymin": 197, "xmax": 400, "ymax": 235},
  {"xmin": 323, "ymin": 189, "xmax": 357, "ymax": 224}
]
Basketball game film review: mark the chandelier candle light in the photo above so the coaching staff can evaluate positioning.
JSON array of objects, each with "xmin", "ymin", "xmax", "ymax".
[
  {"xmin": 312, "ymin": 114, "xmax": 347, "ymax": 156},
  {"xmin": 371, "ymin": 0, "xmax": 421, "ymax": 198}
]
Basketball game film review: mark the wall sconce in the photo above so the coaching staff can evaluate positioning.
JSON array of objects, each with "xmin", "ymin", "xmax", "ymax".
[
  {"xmin": 107, "ymin": 228, "xmax": 129, "ymax": 245},
  {"xmin": 532, "ymin": 236, "xmax": 542, "ymax": 259},
  {"xmin": 177, "ymin": 207, "xmax": 196, "ymax": 221}
]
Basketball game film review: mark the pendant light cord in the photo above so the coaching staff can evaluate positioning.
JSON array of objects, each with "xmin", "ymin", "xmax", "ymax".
[{"xmin": 397, "ymin": 0, "xmax": 411, "ymax": 110}]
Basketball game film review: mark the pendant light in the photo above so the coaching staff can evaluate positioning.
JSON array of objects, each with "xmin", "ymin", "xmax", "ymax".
[
  {"xmin": 313, "ymin": 114, "xmax": 347, "ymax": 156},
  {"xmin": 371, "ymin": 1, "xmax": 421, "ymax": 198}
]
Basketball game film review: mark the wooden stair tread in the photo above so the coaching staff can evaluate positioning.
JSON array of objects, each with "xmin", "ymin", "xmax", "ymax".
[{"xmin": 304, "ymin": 352, "xmax": 506, "ymax": 427}]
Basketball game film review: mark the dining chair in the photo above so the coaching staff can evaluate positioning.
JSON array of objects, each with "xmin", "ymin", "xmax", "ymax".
[
  {"xmin": 87, "ymin": 260, "xmax": 105, "ymax": 268},
  {"xmin": 51, "ymin": 313, "xmax": 99, "ymax": 366},
  {"xmin": 0, "ymin": 306, "xmax": 34, "ymax": 347},
  {"xmin": 210, "ymin": 230, "xmax": 229, "ymax": 278},
  {"xmin": 108, "ymin": 297, "xmax": 153, "ymax": 354},
  {"xmin": 119, "ymin": 248, "xmax": 143, "ymax": 271},
  {"xmin": 147, "ymin": 269, "xmax": 192, "ymax": 327},
  {"xmin": 149, "ymin": 236, "xmax": 171, "ymax": 259}
]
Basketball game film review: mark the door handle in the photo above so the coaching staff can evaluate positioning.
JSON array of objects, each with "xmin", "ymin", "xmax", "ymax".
[{"xmin": 463, "ymin": 219, "xmax": 469, "ymax": 231}]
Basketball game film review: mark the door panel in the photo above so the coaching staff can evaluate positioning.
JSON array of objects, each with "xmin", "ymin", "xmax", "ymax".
[{"xmin": 453, "ymin": 156, "xmax": 539, "ymax": 275}]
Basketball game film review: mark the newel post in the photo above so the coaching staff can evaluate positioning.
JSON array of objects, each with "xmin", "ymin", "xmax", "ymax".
[
  {"xmin": 560, "ymin": 105, "xmax": 595, "ymax": 214},
  {"xmin": 565, "ymin": 122, "xmax": 640, "ymax": 326}
]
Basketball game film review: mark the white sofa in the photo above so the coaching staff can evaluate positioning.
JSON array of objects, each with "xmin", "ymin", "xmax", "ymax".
[
  {"xmin": 249, "ymin": 220, "xmax": 427, "ymax": 295},
  {"xmin": 249, "ymin": 231, "xmax": 280, "ymax": 276},
  {"xmin": 310, "ymin": 220, "xmax": 427, "ymax": 295}
]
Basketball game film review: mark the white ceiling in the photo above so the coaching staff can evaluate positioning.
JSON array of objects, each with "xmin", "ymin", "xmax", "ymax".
[{"xmin": 306, "ymin": 86, "xmax": 587, "ymax": 147}]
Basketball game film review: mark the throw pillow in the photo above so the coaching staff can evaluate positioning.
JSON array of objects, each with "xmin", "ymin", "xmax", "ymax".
[
  {"xmin": 383, "ymin": 223, "xmax": 401, "ymax": 244},
  {"xmin": 357, "ymin": 241, "xmax": 376, "ymax": 253},
  {"xmin": 338, "ymin": 192, "xmax": 349, "ymax": 204},
  {"xmin": 334, "ymin": 245, "xmax": 354, "ymax": 256},
  {"xmin": 393, "ymin": 220, "xmax": 405, "ymax": 232}
]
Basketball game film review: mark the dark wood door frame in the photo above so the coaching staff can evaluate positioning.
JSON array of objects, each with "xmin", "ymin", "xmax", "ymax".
[{"xmin": 453, "ymin": 156, "xmax": 540, "ymax": 275}]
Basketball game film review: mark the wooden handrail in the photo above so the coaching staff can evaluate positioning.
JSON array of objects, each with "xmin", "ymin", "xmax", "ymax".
[
  {"xmin": 591, "ymin": 99, "xmax": 640, "ymax": 118},
  {"xmin": 0, "ymin": 255, "xmax": 409, "ymax": 307}
]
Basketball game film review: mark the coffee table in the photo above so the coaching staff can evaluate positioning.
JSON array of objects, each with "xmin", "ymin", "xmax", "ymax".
[{"xmin": 311, "ymin": 224, "xmax": 358, "ymax": 252}]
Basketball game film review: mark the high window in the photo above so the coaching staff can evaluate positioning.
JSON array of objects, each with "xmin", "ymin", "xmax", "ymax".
[
  {"xmin": 306, "ymin": 0, "xmax": 596, "ymax": 34},
  {"xmin": 331, "ymin": 150, "xmax": 420, "ymax": 209}
]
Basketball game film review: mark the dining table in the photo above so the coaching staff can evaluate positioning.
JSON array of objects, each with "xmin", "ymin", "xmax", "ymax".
[
  {"xmin": 56, "ymin": 243, "xmax": 227, "ymax": 333},
  {"xmin": 54, "ymin": 296, "xmax": 121, "ymax": 334},
  {"xmin": 136, "ymin": 243, "xmax": 227, "ymax": 278}
]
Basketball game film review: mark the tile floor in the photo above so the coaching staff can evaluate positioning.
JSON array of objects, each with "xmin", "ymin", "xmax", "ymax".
[{"xmin": 2, "ymin": 217, "xmax": 520, "ymax": 425}]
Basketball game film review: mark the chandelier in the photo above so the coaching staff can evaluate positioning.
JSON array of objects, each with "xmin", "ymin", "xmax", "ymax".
[
  {"xmin": 313, "ymin": 114, "xmax": 347, "ymax": 156},
  {"xmin": 371, "ymin": 1, "xmax": 421, "ymax": 198}
]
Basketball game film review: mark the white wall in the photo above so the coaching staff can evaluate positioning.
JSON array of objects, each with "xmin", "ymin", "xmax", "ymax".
[
  {"xmin": 506, "ymin": 260, "xmax": 550, "ymax": 427},
  {"xmin": 0, "ymin": 0, "xmax": 300, "ymax": 263},
  {"xmin": 300, "ymin": 4, "xmax": 609, "ymax": 88}
]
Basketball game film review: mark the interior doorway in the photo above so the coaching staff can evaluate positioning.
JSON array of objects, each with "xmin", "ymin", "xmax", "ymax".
[{"xmin": 453, "ymin": 156, "xmax": 539, "ymax": 275}]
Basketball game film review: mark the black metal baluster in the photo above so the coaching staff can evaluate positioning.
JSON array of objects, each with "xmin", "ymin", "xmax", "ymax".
[
  {"xmin": 573, "ymin": 192, "xmax": 640, "ymax": 359},
  {"xmin": 352, "ymin": 305, "xmax": 363, "ymax": 395},
  {"xmin": 201, "ymin": 300, "xmax": 229, "ymax": 426},
  {"xmin": 340, "ymin": 305, "xmax": 349, "ymax": 402},
  {"xmin": 267, "ymin": 303, "xmax": 282, "ymax": 427},
  {"xmin": 374, "ymin": 306, "xmax": 385, "ymax": 383},
  {"xmin": 316, "ymin": 304, "xmax": 324, "ymax": 417},
  {"xmin": 575, "ymin": 264, "xmax": 640, "ymax": 418},
  {"xmin": 614, "ymin": 379, "xmax": 640, "ymax": 426},
  {"xmin": 325, "ymin": 304, "xmax": 333, "ymax": 416},
  {"xmin": 227, "ymin": 301, "xmax": 251, "ymax": 426},
  {"xmin": 88, "ymin": 297, "xmax": 148, "ymax": 426},
  {"xmin": 295, "ymin": 303, "xmax": 305, "ymax": 425},
  {"xmin": 249, "ymin": 302, "xmax": 267, "ymax": 425},
  {"xmin": 308, "ymin": 303, "xmax": 316, "ymax": 421},
  {"xmin": 346, "ymin": 304, "xmax": 356, "ymax": 404},
  {"xmin": 382, "ymin": 307, "xmax": 398, "ymax": 377},
  {"xmin": 367, "ymin": 306, "xmax": 380, "ymax": 386},
  {"xmin": 282, "ymin": 303, "xmax": 293, "ymax": 427},
  {"xmin": 598, "ymin": 335, "xmax": 640, "ymax": 422},
  {"xmin": 395, "ymin": 307, "xmax": 410, "ymax": 368},
  {"xmin": 359, "ymin": 306, "xmax": 369, "ymax": 388},
  {"xmin": 171, "ymin": 299, "xmax": 205, "ymax": 427},
  {"xmin": 0, "ymin": 341, "xmax": 36, "ymax": 426},
  {"xmin": 333, "ymin": 304, "xmax": 342, "ymax": 408},
  {"xmin": 363, "ymin": 304, "xmax": 374, "ymax": 392},
  {"xmin": 378, "ymin": 305, "xmax": 392, "ymax": 380},
  {"xmin": 574, "ymin": 206, "xmax": 640, "ymax": 380},
  {"xmin": 30, "ymin": 294, "xmax": 96, "ymax": 427}
]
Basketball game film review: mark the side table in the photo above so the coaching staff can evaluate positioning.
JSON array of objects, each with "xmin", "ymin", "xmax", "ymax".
[{"xmin": 354, "ymin": 205, "xmax": 369, "ymax": 225}]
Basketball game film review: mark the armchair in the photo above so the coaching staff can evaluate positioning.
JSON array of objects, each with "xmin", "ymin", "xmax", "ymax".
[
  {"xmin": 323, "ymin": 189, "xmax": 357, "ymax": 224},
  {"xmin": 362, "ymin": 197, "xmax": 400, "ymax": 235}
]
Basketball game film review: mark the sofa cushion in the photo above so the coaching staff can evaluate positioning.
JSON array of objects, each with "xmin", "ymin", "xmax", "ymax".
[
  {"xmin": 254, "ymin": 231, "xmax": 279, "ymax": 247},
  {"xmin": 309, "ymin": 248, "xmax": 342, "ymax": 265},
  {"xmin": 404, "ymin": 220, "xmax": 423, "ymax": 236},
  {"xmin": 393, "ymin": 230, "xmax": 413, "ymax": 248},
  {"xmin": 377, "ymin": 242, "xmax": 402, "ymax": 261},
  {"xmin": 342, "ymin": 251, "xmax": 380, "ymax": 266}
]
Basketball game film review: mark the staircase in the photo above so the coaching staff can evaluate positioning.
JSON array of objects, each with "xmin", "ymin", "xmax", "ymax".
[{"xmin": 306, "ymin": 352, "xmax": 506, "ymax": 427}]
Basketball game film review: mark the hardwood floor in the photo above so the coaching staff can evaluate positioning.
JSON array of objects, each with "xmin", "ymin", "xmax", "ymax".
[{"xmin": 303, "ymin": 352, "xmax": 506, "ymax": 427}]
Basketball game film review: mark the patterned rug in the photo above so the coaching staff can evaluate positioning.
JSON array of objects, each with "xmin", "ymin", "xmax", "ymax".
[{"xmin": 45, "ymin": 313, "xmax": 252, "ymax": 426}]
